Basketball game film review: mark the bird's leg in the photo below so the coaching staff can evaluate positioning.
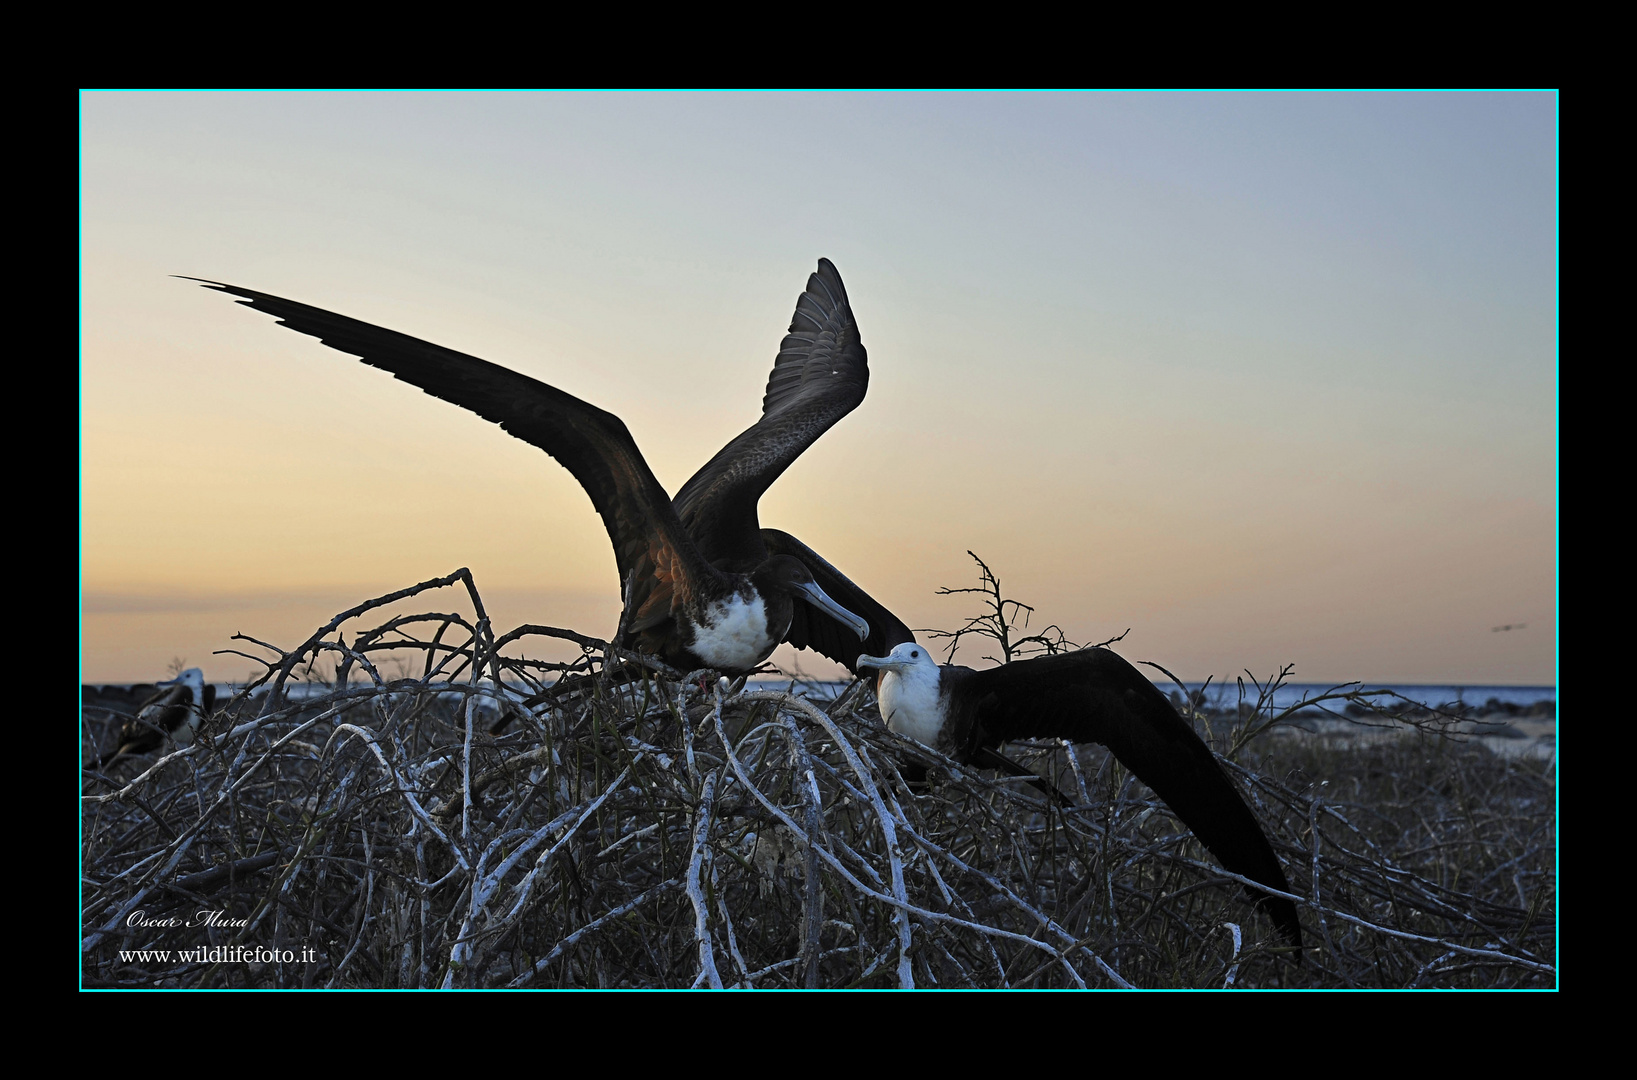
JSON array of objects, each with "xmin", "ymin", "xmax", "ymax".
[{"xmin": 681, "ymin": 668, "xmax": 723, "ymax": 698}]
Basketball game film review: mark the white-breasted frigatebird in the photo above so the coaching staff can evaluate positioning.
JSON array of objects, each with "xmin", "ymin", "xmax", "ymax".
[
  {"xmin": 90, "ymin": 668, "xmax": 215, "ymax": 769},
  {"xmin": 665, "ymin": 423, "xmax": 1301, "ymax": 949},
  {"xmin": 853, "ymin": 640, "xmax": 1303, "ymax": 950},
  {"xmin": 185, "ymin": 263, "xmax": 873, "ymax": 675}
]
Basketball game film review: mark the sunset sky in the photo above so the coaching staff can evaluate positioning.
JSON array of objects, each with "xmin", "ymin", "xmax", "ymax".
[{"xmin": 81, "ymin": 93, "xmax": 1557, "ymax": 686}]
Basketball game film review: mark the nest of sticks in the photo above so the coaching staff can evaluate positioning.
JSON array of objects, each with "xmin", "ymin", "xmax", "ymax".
[{"xmin": 81, "ymin": 568, "xmax": 1556, "ymax": 988}]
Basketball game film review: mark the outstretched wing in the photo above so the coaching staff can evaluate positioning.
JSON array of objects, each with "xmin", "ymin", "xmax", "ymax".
[
  {"xmin": 675, "ymin": 260, "xmax": 868, "ymax": 569},
  {"xmin": 760, "ymin": 529, "xmax": 913, "ymax": 671},
  {"xmin": 186, "ymin": 278, "xmax": 710, "ymax": 626},
  {"xmin": 955, "ymin": 649, "xmax": 1302, "ymax": 947}
]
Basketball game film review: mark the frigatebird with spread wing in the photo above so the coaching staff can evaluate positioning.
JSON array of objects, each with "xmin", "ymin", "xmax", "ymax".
[{"xmin": 187, "ymin": 262, "xmax": 875, "ymax": 676}]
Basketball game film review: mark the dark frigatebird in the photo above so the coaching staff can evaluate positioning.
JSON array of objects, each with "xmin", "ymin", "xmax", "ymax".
[
  {"xmin": 853, "ymin": 640, "xmax": 1303, "ymax": 950},
  {"xmin": 90, "ymin": 668, "xmax": 215, "ymax": 769},
  {"xmin": 185, "ymin": 262, "xmax": 873, "ymax": 675}
]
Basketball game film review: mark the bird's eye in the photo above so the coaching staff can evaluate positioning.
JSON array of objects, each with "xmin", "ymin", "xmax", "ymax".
[{"xmin": 910, "ymin": 650, "xmax": 919, "ymax": 658}]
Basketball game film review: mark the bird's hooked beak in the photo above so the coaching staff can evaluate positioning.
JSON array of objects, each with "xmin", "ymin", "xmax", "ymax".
[
  {"xmin": 856, "ymin": 643, "xmax": 932, "ymax": 677},
  {"xmin": 792, "ymin": 580, "xmax": 870, "ymax": 641}
]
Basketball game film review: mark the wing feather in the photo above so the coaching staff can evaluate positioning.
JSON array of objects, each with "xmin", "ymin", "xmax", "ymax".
[
  {"xmin": 187, "ymin": 278, "xmax": 711, "ymax": 620},
  {"xmin": 958, "ymin": 650, "xmax": 1302, "ymax": 947},
  {"xmin": 675, "ymin": 260, "xmax": 868, "ymax": 568}
]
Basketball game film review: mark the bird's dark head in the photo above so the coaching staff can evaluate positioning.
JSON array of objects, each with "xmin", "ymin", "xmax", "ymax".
[{"xmin": 752, "ymin": 556, "xmax": 870, "ymax": 641}]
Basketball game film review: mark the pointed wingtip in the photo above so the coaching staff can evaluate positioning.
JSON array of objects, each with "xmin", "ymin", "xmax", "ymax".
[
  {"xmin": 813, "ymin": 258, "xmax": 845, "ymax": 291},
  {"xmin": 175, "ymin": 275, "xmax": 234, "ymax": 293},
  {"xmin": 1258, "ymin": 895, "xmax": 1304, "ymax": 958},
  {"xmin": 800, "ymin": 259, "xmax": 850, "ymax": 318}
]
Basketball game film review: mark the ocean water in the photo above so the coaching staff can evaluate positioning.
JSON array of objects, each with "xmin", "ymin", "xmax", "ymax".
[
  {"xmin": 91, "ymin": 678, "xmax": 1556, "ymax": 714},
  {"xmin": 739, "ymin": 679, "xmax": 1557, "ymax": 713},
  {"xmin": 1172, "ymin": 682, "xmax": 1554, "ymax": 711}
]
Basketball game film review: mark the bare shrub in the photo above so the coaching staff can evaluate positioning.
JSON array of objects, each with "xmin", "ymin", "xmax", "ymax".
[{"xmin": 81, "ymin": 568, "xmax": 1555, "ymax": 988}]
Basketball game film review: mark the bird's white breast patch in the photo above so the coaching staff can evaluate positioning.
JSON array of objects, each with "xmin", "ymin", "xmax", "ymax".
[
  {"xmin": 691, "ymin": 594, "xmax": 772, "ymax": 670},
  {"xmin": 880, "ymin": 664, "xmax": 947, "ymax": 748}
]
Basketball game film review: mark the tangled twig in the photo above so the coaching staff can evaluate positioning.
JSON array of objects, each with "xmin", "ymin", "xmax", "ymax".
[{"xmin": 81, "ymin": 570, "xmax": 1555, "ymax": 988}]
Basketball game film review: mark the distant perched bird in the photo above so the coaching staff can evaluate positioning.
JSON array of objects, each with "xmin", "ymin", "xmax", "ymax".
[
  {"xmin": 92, "ymin": 668, "xmax": 215, "ymax": 769},
  {"xmin": 187, "ymin": 261, "xmax": 875, "ymax": 676},
  {"xmin": 855, "ymin": 641, "xmax": 1303, "ymax": 950}
]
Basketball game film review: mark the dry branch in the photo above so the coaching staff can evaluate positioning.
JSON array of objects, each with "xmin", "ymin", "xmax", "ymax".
[{"xmin": 81, "ymin": 568, "xmax": 1555, "ymax": 988}]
